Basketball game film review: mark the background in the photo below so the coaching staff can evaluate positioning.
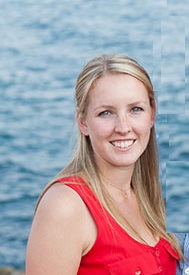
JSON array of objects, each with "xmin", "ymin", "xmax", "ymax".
[{"xmin": 0, "ymin": 0, "xmax": 189, "ymax": 269}]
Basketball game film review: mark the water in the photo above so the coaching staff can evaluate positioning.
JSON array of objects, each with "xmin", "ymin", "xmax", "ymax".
[{"xmin": 0, "ymin": 0, "xmax": 189, "ymax": 269}]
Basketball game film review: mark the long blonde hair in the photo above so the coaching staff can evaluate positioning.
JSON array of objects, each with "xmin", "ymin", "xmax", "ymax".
[{"xmin": 37, "ymin": 54, "xmax": 182, "ymax": 258}]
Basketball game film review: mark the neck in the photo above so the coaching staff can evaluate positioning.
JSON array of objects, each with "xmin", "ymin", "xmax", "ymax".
[
  {"xmin": 100, "ymin": 165, "xmax": 134, "ymax": 188},
  {"xmin": 99, "ymin": 165, "xmax": 134, "ymax": 199},
  {"xmin": 104, "ymin": 179, "xmax": 133, "ymax": 197}
]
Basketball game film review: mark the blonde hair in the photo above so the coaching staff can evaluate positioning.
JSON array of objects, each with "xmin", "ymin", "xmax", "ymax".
[{"xmin": 37, "ymin": 54, "xmax": 182, "ymax": 258}]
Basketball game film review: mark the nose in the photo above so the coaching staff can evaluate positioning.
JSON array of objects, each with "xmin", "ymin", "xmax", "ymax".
[{"xmin": 115, "ymin": 115, "xmax": 132, "ymax": 134}]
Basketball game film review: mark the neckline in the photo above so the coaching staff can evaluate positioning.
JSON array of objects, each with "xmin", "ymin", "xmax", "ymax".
[
  {"xmin": 61, "ymin": 176, "xmax": 162, "ymax": 248},
  {"xmin": 103, "ymin": 202, "xmax": 162, "ymax": 248},
  {"xmin": 82, "ymin": 182, "xmax": 162, "ymax": 249}
]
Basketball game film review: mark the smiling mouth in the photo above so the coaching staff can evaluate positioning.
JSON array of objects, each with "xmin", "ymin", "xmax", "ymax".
[{"xmin": 111, "ymin": 140, "xmax": 135, "ymax": 149}]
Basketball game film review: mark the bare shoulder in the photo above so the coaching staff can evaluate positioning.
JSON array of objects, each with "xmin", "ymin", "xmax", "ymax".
[
  {"xmin": 26, "ymin": 183, "xmax": 97, "ymax": 275},
  {"xmin": 36, "ymin": 183, "xmax": 87, "ymax": 220}
]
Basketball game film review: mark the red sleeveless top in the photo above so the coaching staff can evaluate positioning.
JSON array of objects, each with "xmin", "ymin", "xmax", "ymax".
[{"xmin": 57, "ymin": 176, "xmax": 179, "ymax": 275}]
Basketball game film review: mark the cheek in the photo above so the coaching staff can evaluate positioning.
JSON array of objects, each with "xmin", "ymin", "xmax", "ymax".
[
  {"xmin": 88, "ymin": 119, "xmax": 114, "ymax": 137},
  {"xmin": 133, "ymin": 119, "xmax": 151, "ymax": 137}
]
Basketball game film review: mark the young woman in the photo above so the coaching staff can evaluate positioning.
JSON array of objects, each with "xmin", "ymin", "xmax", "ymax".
[{"xmin": 26, "ymin": 54, "xmax": 182, "ymax": 275}]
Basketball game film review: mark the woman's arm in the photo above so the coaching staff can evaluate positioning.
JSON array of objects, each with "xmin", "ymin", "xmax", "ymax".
[{"xmin": 26, "ymin": 184, "xmax": 96, "ymax": 275}]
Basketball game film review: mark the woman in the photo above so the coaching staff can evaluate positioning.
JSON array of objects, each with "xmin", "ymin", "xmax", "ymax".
[{"xmin": 26, "ymin": 54, "xmax": 183, "ymax": 274}]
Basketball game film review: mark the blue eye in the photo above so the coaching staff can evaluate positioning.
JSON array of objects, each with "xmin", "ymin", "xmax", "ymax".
[
  {"xmin": 98, "ymin": 110, "xmax": 111, "ymax": 116},
  {"xmin": 131, "ymin": 107, "xmax": 143, "ymax": 112}
]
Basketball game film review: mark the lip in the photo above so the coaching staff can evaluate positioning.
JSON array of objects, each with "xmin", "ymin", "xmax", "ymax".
[{"xmin": 110, "ymin": 139, "xmax": 136, "ymax": 150}]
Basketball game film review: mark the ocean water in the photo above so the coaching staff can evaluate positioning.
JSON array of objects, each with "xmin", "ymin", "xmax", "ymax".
[{"xmin": 0, "ymin": 0, "xmax": 189, "ymax": 269}]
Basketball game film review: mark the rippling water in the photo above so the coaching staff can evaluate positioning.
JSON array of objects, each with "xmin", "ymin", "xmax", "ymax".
[{"xmin": 0, "ymin": 0, "xmax": 189, "ymax": 269}]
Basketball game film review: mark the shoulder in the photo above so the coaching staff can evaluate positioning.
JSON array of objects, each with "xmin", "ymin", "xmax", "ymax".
[
  {"xmin": 38, "ymin": 183, "xmax": 84, "ymax": 213},
  {"xmin": 35, "ymin": 182, "xmax": 92, "ymax": 231},
  {"xmin": 26, "ymin": 183, "xmax": 97, "ymax": 274},
  {"xmin": 35, "ymin": 181, "xmax": 98, "ymax": 250}
]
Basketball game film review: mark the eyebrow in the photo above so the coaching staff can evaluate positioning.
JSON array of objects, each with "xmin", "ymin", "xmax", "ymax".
[
  {"xmin": 94, "ymin": 105, "xmax": 113, "ymax": 110},
  {"xmin": 128, "ymin": 101, "xmax": 148, "ymax": 106}
]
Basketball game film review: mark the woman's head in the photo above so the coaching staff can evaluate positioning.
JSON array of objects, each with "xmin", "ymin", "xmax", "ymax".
[{"xmin": 75, "ymin": 54, "xmax": 156, "ymax": 174}]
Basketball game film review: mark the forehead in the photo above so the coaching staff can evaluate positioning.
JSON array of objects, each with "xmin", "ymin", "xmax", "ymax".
[{"xmin": 88, "ymin": 74, "xmax": 149, "ymax": 105}]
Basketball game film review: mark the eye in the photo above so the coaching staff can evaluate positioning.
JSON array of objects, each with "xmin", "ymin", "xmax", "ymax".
[
  {"xmin": 98, "ymin": 110, "xmax": 111, "ymax": 116},
  {"xmin": 131, "ymin": 106, "xmax": 144, "ymax": 112}
]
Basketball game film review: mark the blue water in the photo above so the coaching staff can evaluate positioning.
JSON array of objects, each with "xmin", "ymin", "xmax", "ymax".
[{"xmin": 1, "ymin": 0, "xmax": 189, "ymax": 269}]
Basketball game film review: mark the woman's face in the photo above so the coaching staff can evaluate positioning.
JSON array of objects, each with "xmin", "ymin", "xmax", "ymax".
[{"xmin": 78, "ymin": 73, "xmax": 155, "ymax": 173}]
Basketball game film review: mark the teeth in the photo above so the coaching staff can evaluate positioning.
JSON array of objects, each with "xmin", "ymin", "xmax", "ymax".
[{"xmin": 112, "ymin": 140, "xmax": 134, "ymax": 148}]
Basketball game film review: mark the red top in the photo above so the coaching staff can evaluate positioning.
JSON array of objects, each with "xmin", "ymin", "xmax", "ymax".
[{"xmin": 57, "ymin": 176, "xmax": 179, "ymax": 275}]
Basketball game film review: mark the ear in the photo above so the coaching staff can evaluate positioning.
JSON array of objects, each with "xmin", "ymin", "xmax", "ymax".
[{"xmin": 77, "ymin": 111, "xmax": 89, "ymax": 136}]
